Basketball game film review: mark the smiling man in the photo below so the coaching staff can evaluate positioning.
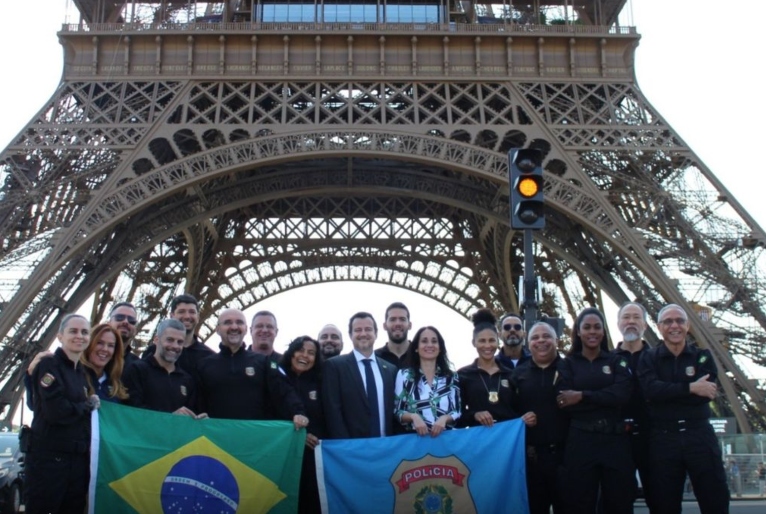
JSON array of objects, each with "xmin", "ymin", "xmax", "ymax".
[
  {"xmin": 323, "ymin": 312, "xmax": 396, "ymax": 439},
  {"xmin": 250, "ymin": 310, "xmax": 282, "ymax": 363},
  {"xmin": 511, "ymin": 322, "xmax": 567, "ymax": 514},
  {"xmin": 122, "ymin": 319, "xmax": 201, "ymax": 417},
  {"xmin": 637, "ymin": 303, "xmax": 729, "ymax": 514},
  {"xmin": 196, "ymin": 308, "xmax": 306, "ymax": 427},
  {"xmin": 317, "ymin": 324, "xmax": 344, "ymax": 359},
  {"xmin": 374, "ymin": 302, "xmax": 412, "ymax": 369}
]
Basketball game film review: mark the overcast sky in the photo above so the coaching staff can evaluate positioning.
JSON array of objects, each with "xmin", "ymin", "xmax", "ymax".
[{"xmin": 0, "ymin": 1, "xmax": 764, "ymax": 372}]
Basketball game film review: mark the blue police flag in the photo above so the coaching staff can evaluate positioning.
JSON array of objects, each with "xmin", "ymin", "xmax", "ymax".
[{"xmin": 316, "ymin": 419, "xmax": 528, "ymax": 514}]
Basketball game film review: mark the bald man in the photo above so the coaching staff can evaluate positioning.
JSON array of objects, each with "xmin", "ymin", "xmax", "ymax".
[
  {"xmin": 318, "ymin": 324, "xmax": 344, "ymax": 359},
  {"xmin": 196, "ymin": 308, "xmax": 306, "ymax": 429}
]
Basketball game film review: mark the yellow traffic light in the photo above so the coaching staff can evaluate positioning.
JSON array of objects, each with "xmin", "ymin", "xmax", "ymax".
[{"xmin": 518, "ymin": 177, "xmax": 539, "ymax": 198}]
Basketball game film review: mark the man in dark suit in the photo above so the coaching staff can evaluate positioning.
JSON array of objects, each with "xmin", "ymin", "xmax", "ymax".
[{"xmin": 323, "ymin": 311, "xmax": 397, "ymax": 439}]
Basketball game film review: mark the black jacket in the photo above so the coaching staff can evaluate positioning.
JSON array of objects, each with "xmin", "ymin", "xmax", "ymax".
[
  {"xmin": 637, "ymin": 342, "xmax": 717, "ymax": 422},
  {"xmin": 196, "ymin": 344, "xmax": 305, "ymax": 420},
  {"xmin": 30, "ymin": 348, "xmax": 92, "ymax": 452},
  {"xmin": 457, "ymin": 360, "xmax": 519, "ymax": 427},
  {"xmin": 122, "ymin": 356, "xmax": 197, "ymax": 413}
]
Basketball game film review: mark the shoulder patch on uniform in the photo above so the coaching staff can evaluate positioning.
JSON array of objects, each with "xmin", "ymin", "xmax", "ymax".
[
  {"xmin": 270, "ymin": 361, "xmax": 278, "ymax": 370},
  {"xmin": 500, "ymin": 379, "xmax": 510, "ymax": 388},
  {"xmin": 308, "ymin": 390, "xmax": 317, "ymax": 400},
  {"xmin": 699, "ymin": 355, "xmax": 708, "ymax": 364},
  {"xmin": 245, "ymin": 366, "xmax": 255, "ymax": 376},
  {"xmin": 180, "ymin": 385, "xmax": 187, "ymax": 396},
  {"xmin": 619, "ymin": 358, "xmax": 627, "ymax": 367},
  {"xmin": 40, "ymin": 373, "xmax": 55, "ymax": 388},
  {"xmin": 602, "ymin": 365, "xmax": 612, "ymax": 374}
]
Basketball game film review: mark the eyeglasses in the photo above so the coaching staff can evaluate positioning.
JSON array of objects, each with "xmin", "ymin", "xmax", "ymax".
[
  {"xmin": 111, "ymin": 314, "xmax": 138, "ymax": 325},
  {"xmin": 659, "ymin": 317, "xmax": 687, "ymax": 327},
  {"xmin": 503, "ymin": 323, "xmax": 523, "ymax": 331}
]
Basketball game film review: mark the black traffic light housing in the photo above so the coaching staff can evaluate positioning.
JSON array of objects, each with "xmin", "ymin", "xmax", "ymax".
[{"xmin": 509, "ymin": 148, "xmax": 545, "ymax": 230}]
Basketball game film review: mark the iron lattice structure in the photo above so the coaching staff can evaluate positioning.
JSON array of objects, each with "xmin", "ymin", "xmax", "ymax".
[{"xmin": 1, "ymin": 1, "xmax": 765, "ymax": 430}]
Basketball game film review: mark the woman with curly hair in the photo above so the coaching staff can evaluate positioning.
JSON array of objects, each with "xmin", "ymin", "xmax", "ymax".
[
  {"xmin": 279, "ymin": 336, "xmax": 325, "ymax": 514},
  {"xmin": 394, "ymin": 326, "xmax": 460, "ymax": 437}
]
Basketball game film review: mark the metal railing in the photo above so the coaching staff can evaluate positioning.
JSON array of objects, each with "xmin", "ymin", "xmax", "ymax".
[{"xmin": 60, "ymin": 21, "xmax": 636, "ymax": 36}]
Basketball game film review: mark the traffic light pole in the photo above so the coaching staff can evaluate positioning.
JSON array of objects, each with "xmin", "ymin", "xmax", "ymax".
[{"xmin": 522, "ymin": 228, "xmax": 538, "ymax": 331}]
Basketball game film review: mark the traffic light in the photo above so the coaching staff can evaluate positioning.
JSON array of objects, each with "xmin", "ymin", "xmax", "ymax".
[{"xmin": 509, "ymin": 148, "xmax": 545, "ymax": 230}]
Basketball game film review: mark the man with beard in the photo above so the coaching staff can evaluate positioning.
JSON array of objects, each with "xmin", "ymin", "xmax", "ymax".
[
  {"xmin": 496, "ymin": 313, "xmax": 530, "ymax": 369},
  {"xmin": 122, "ymin": 319, "xmax": 203, "ymax": 417},
  {"xmin": 318, "ymin": 324, "xmax": 344, "ymax": 359},
  {"xmin": 249, "ymin": 310, "xmax": 282, "ymax": 363},
  {"xmin": 512, "ymin": 322, "xmax": 568, "ymax": 514},
  {"xmin": 142, "ymin": 294, "xmax": 214, "ymax": 376},
  {"xmin": 109, "ymin": 302, "xmax": 140, "ymax": 365},
  {"xmin": 196, "ymin": 308, "xmax": 307, "ymax": 428},
  {"xmin": 614, "ymin": 302, "xmax": 655, "ymax": 510},
  {"xmin": 638, "ymin": 304, "xmax": 729, "ymax": 514},
  {"xmin": 374, "ymin": 302, "xmax": 412, "ymax": 369}
]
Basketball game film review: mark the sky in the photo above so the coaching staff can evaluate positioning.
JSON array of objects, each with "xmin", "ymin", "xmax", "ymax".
[{"xmin": 0, "ymin": 1, "xmax": 765, "ymax": 374}]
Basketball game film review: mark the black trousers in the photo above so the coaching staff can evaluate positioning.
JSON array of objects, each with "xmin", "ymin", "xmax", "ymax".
[
  {"xmin": 562, "ymin": 428, "xmax": 635, "ymax": 514},
  {"xmin": 629, "ymin": 431, "xmax": 656, "ymax": 511},
  {"xmin": 649, "ymin": 426, "xmax": 729, "ymax": 514},
  {"xmin": 526, "ymin": 448, "xmax": 565, "ymax": 514},
  {"xmin": 25, "ymin": 449, "xmax": 89, "ymax": 514}
]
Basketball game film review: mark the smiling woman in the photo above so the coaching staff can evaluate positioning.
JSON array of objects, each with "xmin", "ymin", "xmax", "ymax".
[
  {"xmin": 279, "ymin": 336, "xmax": 326, "ymax": 514},
  {"xmin": 25, "ymin": 313, "xmax": 100, "ymax": 514},
  {"xmin": 82, "ymin": 323, "xmax": 130, "ymax": 403}
]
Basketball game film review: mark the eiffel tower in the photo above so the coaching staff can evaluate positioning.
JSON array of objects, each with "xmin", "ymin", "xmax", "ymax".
[{"xmin": 1, "ymin": 1, "xmax": 765, "ymax": 431}]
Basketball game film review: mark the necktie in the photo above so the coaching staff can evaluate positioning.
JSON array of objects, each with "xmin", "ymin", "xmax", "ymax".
[{"xmin": 362, "ymin": 359, "xmax": 381, "ymax": 437}]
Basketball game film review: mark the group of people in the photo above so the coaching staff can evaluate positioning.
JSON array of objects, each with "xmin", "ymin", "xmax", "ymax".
[{"xmin": 23, "ymin": 295, "xmax": 730, "ymax": 514}]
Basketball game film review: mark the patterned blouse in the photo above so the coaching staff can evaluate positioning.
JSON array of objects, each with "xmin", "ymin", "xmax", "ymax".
[{"xmin": 394, "ymin": 367, "xmax": 461, "ymax": 430}]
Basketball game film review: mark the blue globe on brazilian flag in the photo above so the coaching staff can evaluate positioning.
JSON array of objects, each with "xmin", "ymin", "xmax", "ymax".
[{"xmin": 89, "ymin": 403, "xmax": 304, "ymax": 513}]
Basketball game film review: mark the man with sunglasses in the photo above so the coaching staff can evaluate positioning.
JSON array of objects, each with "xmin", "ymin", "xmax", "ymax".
[
  {"xmin": 637, "ymin": 304, "xmax": 729, "ymax": 514},
  {"xmin": 495, "ymin": 313, "xmax": 530, "ymax": 370},
  {"xmin": 109, "ymin": 302, "xmax": 140, "ymax": 364}
]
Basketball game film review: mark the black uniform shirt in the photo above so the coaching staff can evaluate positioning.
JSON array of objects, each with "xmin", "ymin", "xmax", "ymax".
[
  {"xmin": 512, "ymin": 355, "xmax": 569, "ymax": 447},
  {"xmin": 557, "ymin": 350, "xmax": 632, "ymax": 423},
  {"xmin": 615, "ymin": 340, "xmax": 652, "ymax": 428},
  {"xmin": 637, "ymin": 342, "xmax": 717, "ymax": 422},
  {"xmin": 196, "ymin": 344, "xmax": 305, "ymax": 420},
  {"xmin": 284, "ymin": 367, "xmax": 326, "ymax": 439},
  {"xmin": 122, "ymin": 357, "xmax": 197, "ymax": 413},
  {"xmin": 375, "ymin": 345, "xmax": 409, "ymax": 369},
  {"xmin": 123, "ymin": 345, "xmax": 139, "ymax": 366},
  {"xmin": 457, "ymin": 360, "xmax": 519, "ymax": 427},
  {"xmin": 30, "ymin": 348, "xmax": 91, "ymax": 449}
]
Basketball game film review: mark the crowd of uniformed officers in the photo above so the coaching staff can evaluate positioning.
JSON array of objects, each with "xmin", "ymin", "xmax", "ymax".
[{"xmin": 22, "ymin": 294, "xmax": 730, "ymax": 514}]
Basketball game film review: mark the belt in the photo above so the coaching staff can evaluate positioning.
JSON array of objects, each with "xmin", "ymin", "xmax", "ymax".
[
  {"xmin": 526, "ymin": 443, "xmax": 563, "ymax": 455},
  {"xmin": 30, "ymin": 435, "xmax": 89, "ymax": 454},
  {"xmin": 651, "ymin": 418, "xmax": 709, "ymax": 432},
  {"xmin": 571, "ymin": 418, "xmax": 631, "ymax": 435}
]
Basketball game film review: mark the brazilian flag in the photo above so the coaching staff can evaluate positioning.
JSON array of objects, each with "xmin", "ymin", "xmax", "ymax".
[{"xmin": 88, "ymin": 402, "xmax": 305, "ymax": 513}]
